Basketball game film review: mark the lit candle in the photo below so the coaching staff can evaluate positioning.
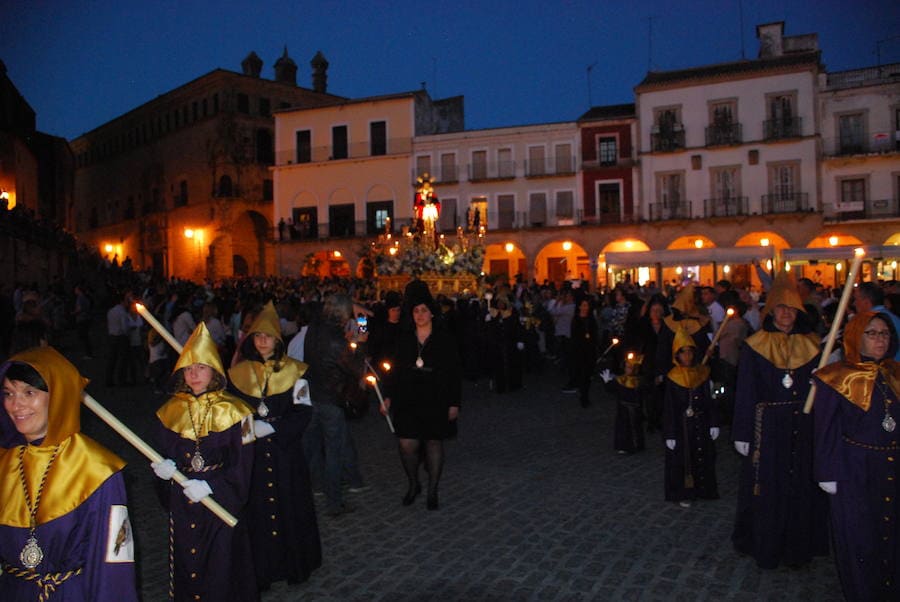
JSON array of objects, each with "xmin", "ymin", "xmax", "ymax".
[{"xmin": 135, "ymin": 303, "xmax": 182, "ymax": 353}]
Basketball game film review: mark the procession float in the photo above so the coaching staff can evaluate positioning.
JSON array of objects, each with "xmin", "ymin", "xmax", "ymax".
[{"xmin": 365, "ymin": 173, "xmax": 485, "ymax": 296}]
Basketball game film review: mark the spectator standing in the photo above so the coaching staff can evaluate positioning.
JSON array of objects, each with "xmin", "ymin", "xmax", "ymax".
[
  {"xmin": 303, "ymin": 295, "xmax": 367, "ymax": 517},
  {"xmin": 73, "ymin": 284, "xmax": 93, "ymax": 359},
  {"xmin": 105, "ymin": 291, "xmax": 132, "ymax": 387}
]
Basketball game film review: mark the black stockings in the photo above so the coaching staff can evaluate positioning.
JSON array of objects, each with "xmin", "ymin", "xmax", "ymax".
[{"xmin": 398, "ymin": 438, "xmax": 444, "ymax": 499}]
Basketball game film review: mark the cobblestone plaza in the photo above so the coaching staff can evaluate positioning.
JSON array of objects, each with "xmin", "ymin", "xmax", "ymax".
[{"xmin": 77, "ymin": 351, "xmax": 842, "ymax": 601}]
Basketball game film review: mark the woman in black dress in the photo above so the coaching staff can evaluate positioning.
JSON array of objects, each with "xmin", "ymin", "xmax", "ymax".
[{"xmin": 382, "ymin": 280, "xmax": 461, "ymax": 510}]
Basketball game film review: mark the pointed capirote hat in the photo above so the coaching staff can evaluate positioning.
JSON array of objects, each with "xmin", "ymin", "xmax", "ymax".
[
  {"xmin": 762, "ymin": 270, "xmax": 805, "ymax": 316},
  {"xmin": 671, "ymin": 285, "xmax": 700, "ymax": 317},
  {"xmin": 671, "ymin": 325, "xmax": 696, "ymax": 356},
  {"xmin": 173, "ymin": 322, "xmax": 225, "ymax": 378},
  {"xmin": 246, "ymin": 300, "xmax": 283, "ymax": 342}
]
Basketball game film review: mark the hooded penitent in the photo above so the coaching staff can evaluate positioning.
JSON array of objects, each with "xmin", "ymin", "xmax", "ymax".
[
  {"xmin": 229, "ymin": 301, "xmax": 307, "ymax": 399},
  {"xmin": 158, "ymin": 322, "xmax": 253, "ymax": 442},
  {"xmin": 0, "ymin": 346, "xmax": 125, "ymax": 527},
  {"xmin": 762, "ymin": 270, "xmax": 806, "ymax": 316},
  {"xmin": 745, "ymin": 269, "xmax": 820, "ymax": 373},
  {"xmin": 616, "ymin": 352, "xmax": 644, "ymax": 388},
  {"xmin": 664, "ymin": 285, "xmax": 710, "ymax": 335},
  {"xmin": 816, "ymin": 310, "xmax": 900, "ymax": 412},
  {"xmin": 668, "ymin": 326, "xmax": 710, "ymax": 389}
]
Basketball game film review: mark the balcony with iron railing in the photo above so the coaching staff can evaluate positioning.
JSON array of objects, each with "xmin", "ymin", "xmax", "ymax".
[
  {"xmin": 524, "ymin": 157, "xmax": 577, "ymax": 178},
  {"xmin": 824, "ymin": 198, "xmax": 900, "ymax": 221},
  {"xmin": 823, "ymin": 135, "xmax": 899, "ymax": 157},
  {"xmin": 705, "ymin": 123, "xmax": 743, "ymax": 146},
  {"xmin": 276, "ymin": 137, "xmax": 413, "ymax": 165},
  {"xmin": 648, "ymin": 201, "xmax": 692, "ymax": 221},
  {"xmin": 650, "ymin": 128, "xmax": 685, "ymax": 152},
  {"xmin": 704, "ymin": 196, "xmax": 749, "ymax": 217},
  {"xmin": 762, "ymin": 192, "xmax": 809, "ymax": 213},
  {"xmin": 763, "ymin": 117, "xmax": 802, "ymax": 140}
]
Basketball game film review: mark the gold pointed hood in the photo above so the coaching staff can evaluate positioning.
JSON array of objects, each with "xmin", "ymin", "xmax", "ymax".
[
  {"xmin": 763, "ymin": 270, "xmax": 805, "ymax": 316},
  {"xmin": 672, "ymin": 326, "xmax": 696, "ymax": 357},
  {"xmin": 671, "ymin": 285, "xmax": 700, "ymax": 317},
  {"xmin": 246, "ymin": 301, "xmax": 282, "ymax": 343},
  {"xmin": 173, "ymin": 322, "xmax": 225, "ymax": 379}
]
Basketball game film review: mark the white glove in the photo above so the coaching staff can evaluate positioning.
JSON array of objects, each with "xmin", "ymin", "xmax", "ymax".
[
  {"xmin": 709, "ymin": 427, "xmax": 720, "ymax": 440},
  {"xmin": 484, "ymin": 313, "xmax": 492, "ymax": 322},
  {"xmin": 254, "ymin": 419, "xmax": 275, "ymax": 438},
  {"xmin": 734, "ymin": 441, "xmax": 749, "ymax": 456},
  {"xmin": 599, "ymin": 369, "xmax": 614, "ymax": 383},
  {"xmin": 151, "ymin": 458, "xmax": 177, "ymax": 480},
  {"xmin": 818, "ymin": 481, "xmax": 837, "ymax": 495},
  {"xmin": 182, "ymin": 479, "xmax": 213, "ymax": 503},
  {"xmin": 516, "ymin": 342, "xmax": 525, "ymax": 351},
  {"xmin": 666, "ymin": 439, "xmax": 676, "ymax": 450}
]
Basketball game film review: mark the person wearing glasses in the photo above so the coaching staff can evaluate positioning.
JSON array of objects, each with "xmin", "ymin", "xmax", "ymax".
[
  {"xmin": 731, "ymin": 271, "xmax": 828, "ymax": 569},
  {"xmin": 813, "ymin": 310, "xmax": 900, "ymax": 601}
]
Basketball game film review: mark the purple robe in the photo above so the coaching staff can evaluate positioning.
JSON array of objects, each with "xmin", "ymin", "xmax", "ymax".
[
  {"xmin": 228, "ymin": 384, "xmax": 322, "ymax": 588},
  {"xmin": 814, "ymin": 372, "xmax": 900, "ymax": 601},
  {"xmin": 156, "ymin": 418, "xmax": 258, "ymax": 602},
  {"xmin": 0, "ymin": 472, "xmax": 138, "ymax": 602},
  {"xmin": 731, "ymin": 339, "xmax": 829, "ymax": 568},
  {"xmin": 663, "ymin": 373, "xmax": 719, "ymax": 502}
]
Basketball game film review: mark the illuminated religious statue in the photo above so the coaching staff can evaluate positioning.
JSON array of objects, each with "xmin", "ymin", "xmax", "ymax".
[{"xmin": 414, "ymin": 173, "xmax": 441, "ymax": 248}]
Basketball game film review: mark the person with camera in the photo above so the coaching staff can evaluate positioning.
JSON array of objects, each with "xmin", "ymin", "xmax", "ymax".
[{"xmin": 303, "ymin": 293, "xmax": 368, "ymax": 518}]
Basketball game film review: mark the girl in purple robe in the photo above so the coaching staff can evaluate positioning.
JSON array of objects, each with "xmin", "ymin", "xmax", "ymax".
[
  {"xmin": 663, "ymin": 327, "xmax": 720, "ymax": 508},
  {"xmin": 0, "ymin": 346, "xmax": 138, "ymax": 602},
  {"xmin": 814, "ymin": 310, "xmax": 900, "ymax": 601},
  {"xmin": 152, "ymin": 322, "xmax": 258, "ymax": 602}
]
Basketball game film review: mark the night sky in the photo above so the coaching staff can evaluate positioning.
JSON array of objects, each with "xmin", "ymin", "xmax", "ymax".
[{"xmin": 2, "ymin": 0, "xmax": 898, "ymax": 141}]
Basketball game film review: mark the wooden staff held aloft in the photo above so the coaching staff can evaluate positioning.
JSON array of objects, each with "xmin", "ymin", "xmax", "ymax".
[
  {"xmin": 702, "ymin": 308, "xmax": 736, "ymax": 366},
  {"xmin": 130, "ymin": 301, "xmax": 239, "ymax": 526},
  {"xmin": 83, "ymin": 393, "xmax": 238, "ymax": 527},
  {"xmin": 135, "ymin": 303, "xmax": 183, "ymax": 354},
  {"xmin": 803, "ymin": 247, "xmax": 865, "ymax": 414}
]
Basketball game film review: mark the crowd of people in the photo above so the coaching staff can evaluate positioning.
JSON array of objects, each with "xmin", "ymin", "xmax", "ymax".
[{"xmin": 3, "ymin": 263, "xmax": 900, "ymax": 599}]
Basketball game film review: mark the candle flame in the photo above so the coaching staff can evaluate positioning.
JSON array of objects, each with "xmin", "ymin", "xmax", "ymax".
[
  {"xmin": 382, "ymin": 362, "xmax": 392, "ymax": 371},
  {"xmin": 366, "ymin": 375, "xmax": 376, "ymax": 385},
  {"xmin": 612, "ymin": 338, "xmax": 619, "ymax": 345},
  {"xmin": 726, "ymin": 308, "xmax": 735, "ymax": 317}
]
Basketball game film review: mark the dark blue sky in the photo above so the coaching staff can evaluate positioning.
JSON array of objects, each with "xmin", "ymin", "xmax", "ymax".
[{"xmin": 2, "ymin": 0, "xmax": 898, "ymax": 140}]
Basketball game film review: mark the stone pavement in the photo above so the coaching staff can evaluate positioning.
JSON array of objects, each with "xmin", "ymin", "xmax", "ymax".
[{"xmin": 70, "ymin": 347, "xmax": 843, "ymax": 601}]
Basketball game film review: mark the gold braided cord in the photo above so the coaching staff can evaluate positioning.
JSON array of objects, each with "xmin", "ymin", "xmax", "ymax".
[
  {"xmin": 2, "ymin": 564, "xmax": 84, "ymax": 602},
  {"xmin": 17, "ymin": 444, "xmax": 62, "ymax": 531}
]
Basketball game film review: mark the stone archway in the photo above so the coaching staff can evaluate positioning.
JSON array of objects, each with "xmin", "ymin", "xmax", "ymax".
[{"xmin": 231, "ymin": 210, "xmax": 271, "ymax": 276}]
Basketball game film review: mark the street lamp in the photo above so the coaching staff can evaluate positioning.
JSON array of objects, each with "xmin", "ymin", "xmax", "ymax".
[{"xmin": 184, "ymin": 228, "xmax": 203, "ymax": 279}]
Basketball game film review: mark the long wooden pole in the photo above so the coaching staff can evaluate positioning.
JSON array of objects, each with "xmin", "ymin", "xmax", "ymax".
[
  {"xmin": 803, "ymin": 248, "xmax": 865, "ymax": 414},
  {"xmin": 702, "ymin": 308, "xmax": 735, "ymax": 366},
  {"xmin": 83, "ymin": 393, "xmax": 238, "ymax": 527},
  {"xmin": 135, "ymin": 303, "xmax": 183, "ymax": 353}
]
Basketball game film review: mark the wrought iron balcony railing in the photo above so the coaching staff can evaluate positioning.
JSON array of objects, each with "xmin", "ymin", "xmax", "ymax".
[
  {"xmin": 762, "ymin": 192, "xmax": 809, "ymax": 213},
  {"xmin": 704, "ymin": 196, "xmax": 748, "ymax": 217},
  {"xmin": 763, "ymin": 117, "xmax": 802, "ymax": 140},
  {"xmin": 650, "ymin": 128, "xmax": 685, "ymax": 152},
  {"xmin": 648, "ymin": 201, "xmax": 692, "ymax": 221},
  {"xmin": 705, "ymin": 123, "xmax": 743, "ymax": 146}
]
